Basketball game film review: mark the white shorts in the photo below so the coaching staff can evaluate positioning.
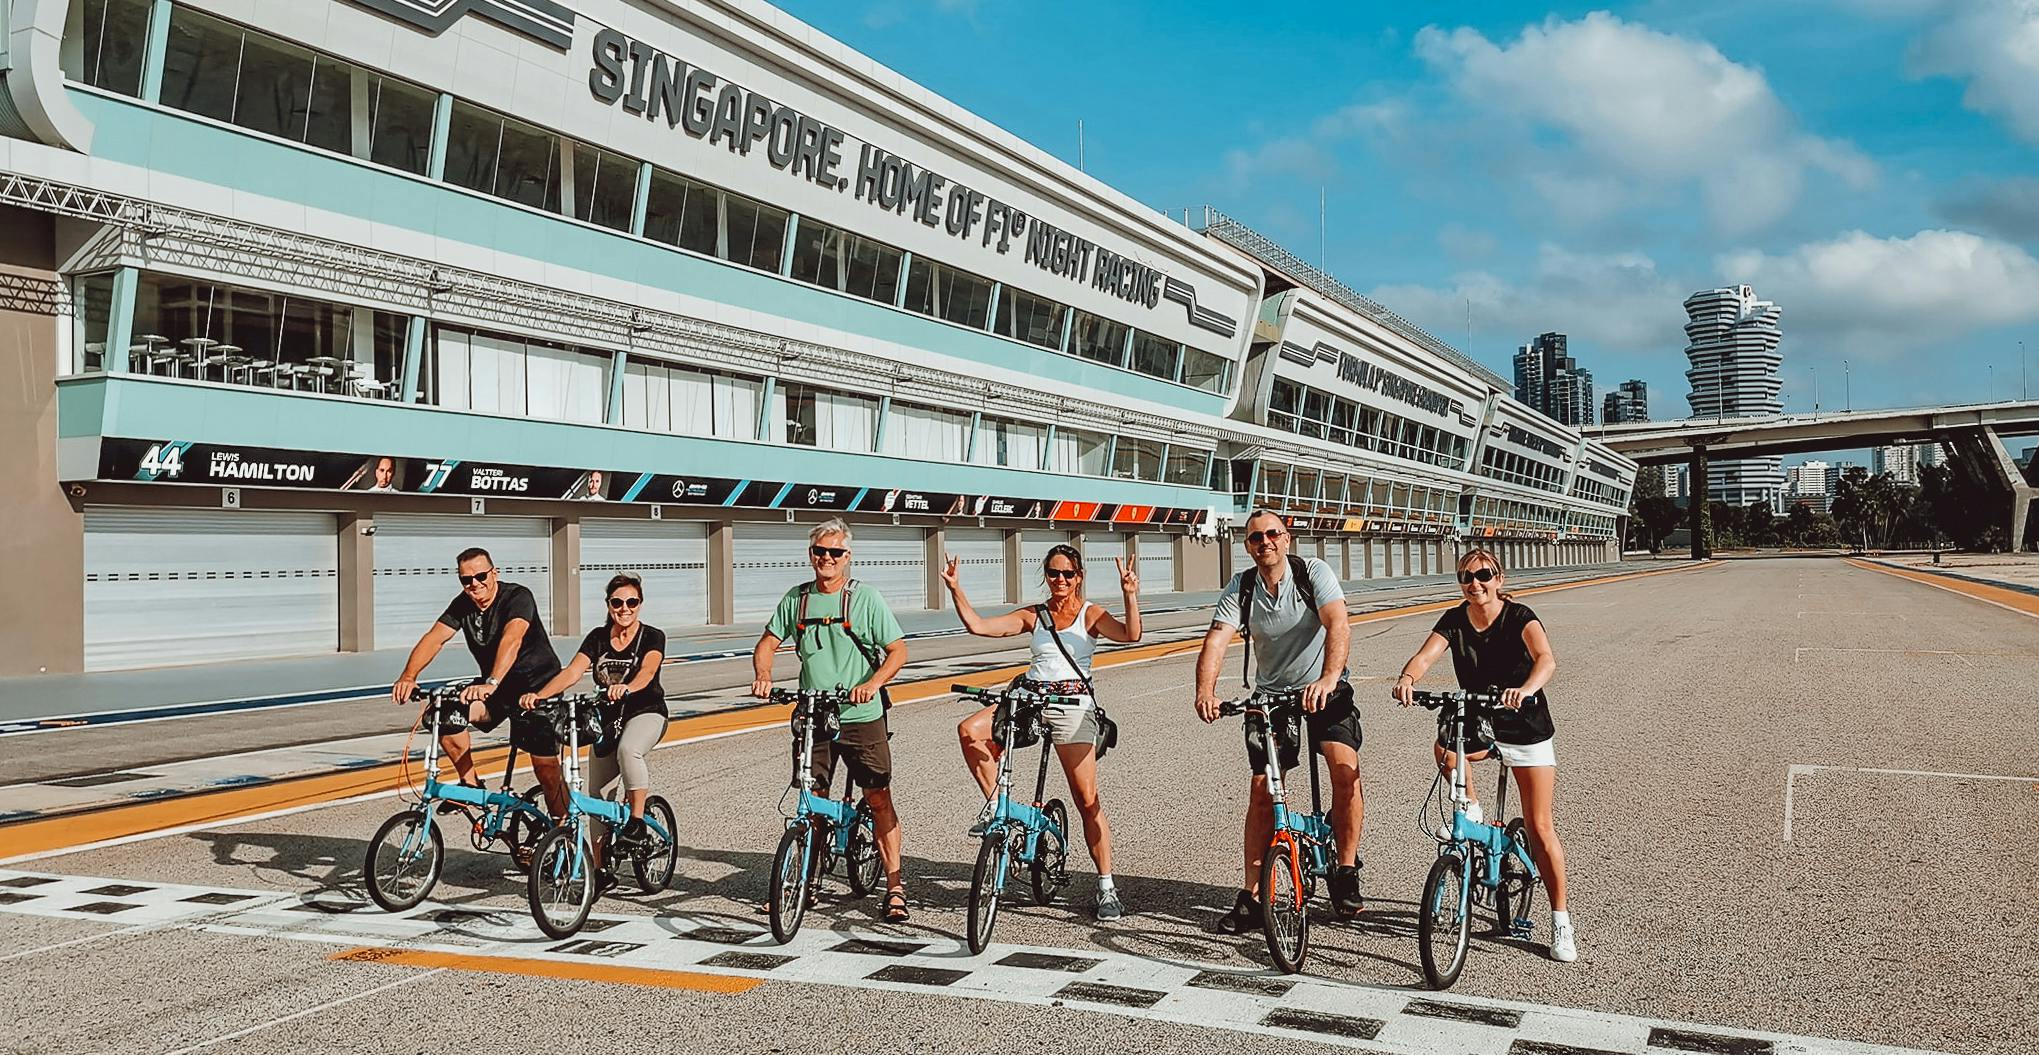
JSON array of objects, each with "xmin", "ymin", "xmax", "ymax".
[
  {"xmin": 1493, "ymin": 737, "xmax": 1556, "ymax": 768},
  {"xmin": 1042, "ymin": 698, "xmax": 1100, "ymax": 747}
]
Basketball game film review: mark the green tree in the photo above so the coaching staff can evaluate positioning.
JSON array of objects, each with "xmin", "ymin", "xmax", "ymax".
[
  {"xmin": 1626, "ymin": 466, "xmax": 1682, "ymax": 552},
  {"xmin": 1742, "ymin": 501, "xmax": 1777, "ymax": 547}
]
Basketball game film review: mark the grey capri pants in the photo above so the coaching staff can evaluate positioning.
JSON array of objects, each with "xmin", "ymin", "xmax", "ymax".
[{"xmin": 588, "ymin": 712, "xmax": 668, "ymax": 798}]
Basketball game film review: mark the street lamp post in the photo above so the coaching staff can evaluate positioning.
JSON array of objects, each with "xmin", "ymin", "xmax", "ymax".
[{"xmin": 1843, "ymin": 359, "xmax": 1850, "ymax": 413}]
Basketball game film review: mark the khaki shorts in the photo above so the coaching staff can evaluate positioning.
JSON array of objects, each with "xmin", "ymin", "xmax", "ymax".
[
  {"xmin": 809, "ymin": 715, "xmax": 893, "ymax": 792},
  {"xmin": 1042, "ymin": 698, "xmax": 1101, "ymax": 748}
]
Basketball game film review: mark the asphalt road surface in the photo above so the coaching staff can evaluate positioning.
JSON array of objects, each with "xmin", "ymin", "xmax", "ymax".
[{"xmin": 3, "ymin": 558, "xmax": 2032, "ymax": 1055}]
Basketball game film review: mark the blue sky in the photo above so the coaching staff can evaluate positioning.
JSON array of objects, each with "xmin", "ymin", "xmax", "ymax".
[{"xmin": 779, "ymin": 0, "xmax": 2039, "ymax": 447}]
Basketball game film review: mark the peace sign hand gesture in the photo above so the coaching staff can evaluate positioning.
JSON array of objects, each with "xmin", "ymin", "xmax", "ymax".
[
  {"xmin": 1115, "ymin": 555, "xmax": 1139, "ymax": 595},
  {"xmin": 940, "ymin": 554, "xmax": 962, "ymax": 592}
]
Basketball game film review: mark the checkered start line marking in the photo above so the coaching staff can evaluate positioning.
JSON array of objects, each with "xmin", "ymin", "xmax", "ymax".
[{"xmin": 0, "ymin": 869, "xmax": 1939, "ymax": 1055}]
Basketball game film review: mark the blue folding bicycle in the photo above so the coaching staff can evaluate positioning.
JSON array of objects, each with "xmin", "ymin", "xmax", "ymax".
[
  {"xmin": 766, "ymin": 688, "xmax": 883, "ymax": 944},
  {"xmin": 955, "ymin": 683, "xmax": 1077, "ymax": 955}
]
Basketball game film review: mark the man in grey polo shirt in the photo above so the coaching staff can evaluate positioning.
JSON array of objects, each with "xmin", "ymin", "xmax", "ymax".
[{"xmin": 1195, "ymin": 508, "xmax": 1362, "ymax": 931}]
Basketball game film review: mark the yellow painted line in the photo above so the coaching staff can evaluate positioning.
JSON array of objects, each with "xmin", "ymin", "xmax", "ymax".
[
  {"xmin": 3, "ymin": 560, "xmax": 1709, "ymax": 856},
  {"xmin": 329, "ymin": 946, "xmax": 762, "ymax": 993},
  {"xmin": 1845, "ymin": 559, "xmax": 2039, "ymax": 620}
]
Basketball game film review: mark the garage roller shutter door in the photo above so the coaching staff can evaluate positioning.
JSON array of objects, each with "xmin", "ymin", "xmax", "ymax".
[
  {"xmin": 1018, "ymin": 530, "xmax": 1071, "ymax": 605},
  {"xmin": 374, "ymin": 514, "xmax": 552, "ymax": 651},
  {"xmin": 945, "ymin": 528, "xmax": 1006, "ymax": 604},
  {"xmin": 732, "ymin": 523, "xmax": 928, "ymax": 622},
  {"xmin": 84, "ymin": 508, "xmax": 338, "ymax": 670},
  {"xmin": 845, "ymin": 526, "xmax": 927, "ymax": 612},
  {"xmin": 579, "ymin": 519, "xmax": 709, "ymax": 632},
  {"xmin": 1135, "ymin": 533, "xmax": 1174, "ymax": 593}
]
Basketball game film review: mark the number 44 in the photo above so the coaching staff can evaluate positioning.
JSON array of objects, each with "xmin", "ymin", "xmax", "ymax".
[{"xmin": 141, "ymin": 443, "xmax": 185, "ymax": 478}]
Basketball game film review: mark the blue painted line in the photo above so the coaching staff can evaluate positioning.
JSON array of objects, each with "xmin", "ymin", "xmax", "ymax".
[
  {"xmin": 769, "ymin": 482, "xmax": 795, "ymax": 508},
  {"xmin": 849, "ymin": 487, "xmax": 868, "ymax": 509},
  {"xmin": 722, "ymin": 480, "xmax": 750, "ymax": 507},
  {"xmin": 622, "ymin": 472, "xmax": 651, "ymax": 502}
]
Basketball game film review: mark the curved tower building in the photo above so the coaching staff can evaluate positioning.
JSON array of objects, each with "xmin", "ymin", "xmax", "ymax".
[{"xmin": 1684, "ymin": 285, "xmax": 1786, "ymax": 509}]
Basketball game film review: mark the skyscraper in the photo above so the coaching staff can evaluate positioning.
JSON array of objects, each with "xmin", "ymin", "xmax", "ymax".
[
  {"xmin": 1872, "ymin": 444, "xmax": 1921, "ymax": 485},
  {"xmin": 1684, "ymin": 285, "xmax": 1786, "ymax": 509},
  {"xmin": 1512, "ymin": 331, "xmax": 1595, "ymax": 425},
  {"xmin": 1603, "ymin": 379, "xmax": 1649, "ymax": 424}
]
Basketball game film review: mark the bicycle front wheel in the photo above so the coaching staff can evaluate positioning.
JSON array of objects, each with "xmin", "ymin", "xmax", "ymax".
[
  {"xmin": 527, "ymin": 821, "xmax": 597, "ymax": 939},
  {"xmin": 768, "ymin": 824, "xmax": 815, "ymax": 944},
  {"xmin": 966, "ymin": 832, "xmax": 1010, "ymax": 955},
  {"xmin": 633, "ymin": 796, "xmax": 679, "ymax": 894},
  {"xmin": 1418, "ymin": 851, "xmax": 1473, "ymax": 989},
  {"xmin": 364, "ymin": 810, "xmax": 443, "ymax": 912},
  {"xmin": 1260, "ymin": 838, "xmax": 1310, "ymax": 974}
]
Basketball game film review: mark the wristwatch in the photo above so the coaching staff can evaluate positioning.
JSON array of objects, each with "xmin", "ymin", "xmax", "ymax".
[{"xmin": 483, "ymin": 677, "xmax": 499, "ymax": 686}]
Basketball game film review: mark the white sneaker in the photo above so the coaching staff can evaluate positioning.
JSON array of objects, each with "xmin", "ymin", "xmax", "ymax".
[{"xmin": 1550, "ymin": 920, "xmax": 1578, "ymax": 962}]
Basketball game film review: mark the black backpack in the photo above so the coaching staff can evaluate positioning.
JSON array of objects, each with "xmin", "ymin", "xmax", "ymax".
[{"xmin": 1236, "ymin": 554, "xmax": 1318, "ymax": 689}]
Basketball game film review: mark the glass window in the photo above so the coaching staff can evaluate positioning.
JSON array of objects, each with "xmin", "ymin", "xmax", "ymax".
[
  {"xmin": 125, "ymin": 273, "xmax": 404, "ymax": 396},
  {"xmin": 1164, "ymin": 445, "xmax": 1209, "ymax": 487},
  {"xmin": 777, "ymin": 382, "xmax": 877, "ymax": 451},
  {"xmin": 231, "ymin": 31, "xmax": 315, "ymax": 141},
  {"xmin": 994, "ymin": 287, "xmax": 1068, "ymax": 351},
  {"xmin": 1181, "ymin": 348, "xmax": 1230, "ymax": 393},
  {"xmin": 971, "ymin": 416, "xmax": 1047, "ymax": 470},
  {"xmin": 1261, "ymin": 464, "xmax": 1289, "ymax": 504},
  {"xmin": 902, "ymin": 258, "xmax": 994, "ymax": 329},
  {"xmin": 883, "ymin": 401, "xmax": 970, "ymax": 462},
  {"xmin": 366, "ymin": 77, "xmax": 436, "ymax": 175},
  {"xmin": 1111, "ymin": 437, "xmax": 1163, "ymax": 481},
  {"xmin": 571, "ymin": 145, "xmax": 637, "ymax": 232},
  {"xmin": 74, "ymin": 273, "xmax": 115, "ymax": 373},
  {"xmin": 494, "ymin": 115, "xmax": 561, "ymax": 212},
  {"xmin": 1130, "ymin": 332, "xmax": 1181, "ymax": 381},
  {"xmin": 1048, "ymin": 427, "xmax": 1110, "ymax": 476},
  {"xmin": 643, "ymin": 169, "xmax": 719, "ymax": 256},
  {"xmin": 723, "ymin": 194, "xmax": 788, "ymax": 272},
  {"xmin": 69, "ymin": 0, "xmax": 151, "ymax": 97},
  {"xmin": 159, "ymin": 6, "xmax": 241, "ymax": 124},
  {"xmin": 1070, "ymin": 311, "xmax": 1129, "ymax": 366},
  {"xmin": 789, "ymin": 219, "xmax": 843, "ymax": 288},
  {"xmin": 442, "ymin": 99, "xmax": 502, "ymax": 199}
]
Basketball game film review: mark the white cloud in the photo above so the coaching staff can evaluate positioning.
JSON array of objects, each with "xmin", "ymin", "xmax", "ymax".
[
  {"xmin": 1219, "ymin": 137, "xmax": 1336, "ymax": 191},
  {"xmin": 1369, "ymin": 244, "xmax": 1690, "ymax": 356},
  {"xmin": 1906, "ymin": 0, "xmax": 2039, "ymax": 144},
  {"xmin": 1437, "ymin": 222, "xmax": 1498, "ymax": 261},
  {"xmin": 1716, "ymin": 229, "xmax": 2039, "ymax": 357},
  {"xmin": 1413, "ymin": 13, "xmax": 1874, "ymax": 233}
]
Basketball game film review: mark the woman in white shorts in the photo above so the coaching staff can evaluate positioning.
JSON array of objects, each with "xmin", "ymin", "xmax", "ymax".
[
  {"xmin": 943, "ymin": 544, "xmax": 1139, "ymax": 921},
  {"xmin": 1391, "ymin": 547, "xmax": 1577, "ymax": 963}
]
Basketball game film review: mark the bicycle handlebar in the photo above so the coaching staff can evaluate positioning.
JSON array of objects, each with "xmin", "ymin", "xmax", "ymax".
[
  {"xmin": 952, "ymin": 684, "xmax": 1084, "ymax": 708},
  {"xmin": 1214, "ymin": 688, "xmax": 1307, "ymax": 717},
  {"xmin": 768, "ymin": 687, "xmax": 854, "ymax": 707},
  {"xmin": 1406, "ymin": 689, "xmax": 1505, "ymax": 712}
]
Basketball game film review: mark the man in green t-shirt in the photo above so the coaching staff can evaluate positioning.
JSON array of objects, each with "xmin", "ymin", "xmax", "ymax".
[{"xmin": 750, "ymin": 518, "xmax": 911, "ymax": 920}]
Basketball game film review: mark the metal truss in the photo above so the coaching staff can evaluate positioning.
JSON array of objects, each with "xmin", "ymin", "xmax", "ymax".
[
  {"xmin": 0, "ymin": 172, "xmax": 1210, "ymax": 446},
  {"xmin": 1191, "ymin": 205, "xmax": 1511, "ymax": 392}
]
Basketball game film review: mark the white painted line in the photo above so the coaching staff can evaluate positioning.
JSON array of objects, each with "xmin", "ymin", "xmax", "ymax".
[
  {"xmin": 1792, "ymin": 647, "xmax": 1975, "ymax": 664},
  {"xmin": 1783, "ymin": 764, "xmax": 2039, "ymax": 841},
  {"xmin": 160, "ymin": 968, "xmax": 447, "ymax": 1054},
  {"xmin": 1795, "ymin": 611, "xmax": 1907, "ymax": 619}
]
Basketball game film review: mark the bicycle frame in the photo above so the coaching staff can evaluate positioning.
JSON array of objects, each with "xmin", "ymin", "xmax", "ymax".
[
  {"xmin": 1433, "ymin": 694, "xmax": 1539, "ymax": 927},
  {"xmin": 411, "ymin": 687, "xmax": 546, "ymax": 845},
  {"xmin": 982, "ymin": 692, "xmax": 1065, "ymax": 870},
  {"xmin": 1242, "ymin": 697, "xmax": 1335, "ymax": 898},
  {"xmin": 785, "ymin": 694, "xmax": 862, "ymax": 862}
]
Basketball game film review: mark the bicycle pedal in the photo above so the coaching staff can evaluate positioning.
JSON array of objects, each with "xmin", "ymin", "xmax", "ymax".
[{"xmin": 1510, "ymin": 918, "xmax": 1535, "ymax": 939}]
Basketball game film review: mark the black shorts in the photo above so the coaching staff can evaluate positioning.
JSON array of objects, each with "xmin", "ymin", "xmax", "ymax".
[
  {"xmin": 1244, "ymin": 682, "xmax": 1362, "ymax": 775},
  {"xmin": 465, "ymin": 680, "xmax": 561, "ymax": 756},
  {"xmin": 809, "ymin": 715, "xmax": 894, "ymax": 792}
]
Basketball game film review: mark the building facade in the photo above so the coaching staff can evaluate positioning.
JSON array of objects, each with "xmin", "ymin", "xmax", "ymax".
[
  {"xmin": 0, "ymin": 0, "xmax": 1633, "ymax": 675},
  {"xmin": 1604, "ymin": 379, "xmax": 1648, "ymax": 424},
  {"xmin": 1684, "ymin": 285, "xmax": 1785, "ymax": 510},
  {"xmin": 1871, "ymin": 444, "xmax": 1920, "ymax": 485},
  {"xmin": 1511, "ymin": 330, "xmax": 1594, "ymax": 427}
]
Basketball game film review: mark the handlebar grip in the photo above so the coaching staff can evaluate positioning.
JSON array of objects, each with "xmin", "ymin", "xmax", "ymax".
[{"xmin": 952, "ymin": 684, "xmax": 986, "ymax": 696}]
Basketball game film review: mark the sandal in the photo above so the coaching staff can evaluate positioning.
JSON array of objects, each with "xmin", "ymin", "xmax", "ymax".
[{"xmin": 882, "ymin": 890, "xmax": 910, "ymax": 923}]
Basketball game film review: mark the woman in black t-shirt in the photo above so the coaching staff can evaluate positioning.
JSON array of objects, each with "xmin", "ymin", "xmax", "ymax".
[
  {"xmin": 1391, "ymin": 548, "xmax": 1577, "ymax": 964},
  {"xmin": 522, "ymin": 573, "xmax": 668, "ymax": 854}
]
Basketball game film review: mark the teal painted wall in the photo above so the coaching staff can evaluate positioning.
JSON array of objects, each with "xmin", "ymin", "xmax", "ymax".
[
  {"xmin": 59, "ymin": 377, "xmax": 1219, "ymax": 508},
  {"xmin": 69, "ymin": 91, "xmax": 1228, "ymax": 417}
]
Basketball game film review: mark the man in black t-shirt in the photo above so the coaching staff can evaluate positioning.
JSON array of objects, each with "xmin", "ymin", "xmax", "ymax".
[{"xmin": 391, "ymin": 547, "xmax": 567, "ymax": 816}]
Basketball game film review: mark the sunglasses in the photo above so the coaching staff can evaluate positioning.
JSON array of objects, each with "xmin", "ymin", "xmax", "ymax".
[
  {"xmin": 809, "ymin": 545, "xmax": 849, "ymax": 559},
  {"xmin": 1457, "ymin": 568, "xmax": 1498, "ymax": 585},
  {"xmin": 1044, "ymin": 569, "xmax": 1080, "ymax": 581},
  {"xmin": 1246, "ymin": 528, "xmax": 1286, "ymax": 545},
  {"xmin": 458, "ymin": 569, "xmax": 492, "ymax": 587},
  {"xmin": 607, "ymin": 596, "xmax": 641, "ymax": 610}
]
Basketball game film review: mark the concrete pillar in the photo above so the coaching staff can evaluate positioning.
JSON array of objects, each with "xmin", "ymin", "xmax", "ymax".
[
  {"xmin": 1948, "ymin": 426, "xmax": 2038, "ymax": 551},
  {"xmin": 1003, "ymin": 529, "xmax": 1023, "ymax": 603},
  {"xmin": 0, "ymin": 207, "xmax": 84, "ymax": 675},
  {"xmin": 925, "ymin": 526, "xmax": 946, "ymax": 609},
  {"xmin": 707, "ymin": 520, "xmax": 735, "ymax": 625},
  {"xmin": 1179, "ymin": 535, "xmax": 1218, "ymax": 591},
  {"xmin": 551, "ymin": 514, "xmax": 580, "ymax": 635},
  {"xmin": 338, "ymin": 513, "xmax": 374, "ymax": 652},
  {"xmin": 1689, "ymin": 448, "xmax": 1712, "ymax": 559},
  {"xmin": 1339, "ymin": 538, "xmax": 1353, "ymax": 580}
]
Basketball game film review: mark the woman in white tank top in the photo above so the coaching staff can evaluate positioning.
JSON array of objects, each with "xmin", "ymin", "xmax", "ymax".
[{"xmin": 941, "ymin": 543, "xmax": 1141, "ymax": 921}]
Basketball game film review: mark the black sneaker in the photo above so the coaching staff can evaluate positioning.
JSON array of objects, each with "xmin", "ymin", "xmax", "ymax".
[
  {"xmin": 1214, "ymin": 889, "xmax": 1261, "ymax": 935},
  {"xmin": 612, "ymin": 817, "xmax": 647, "ymax": 850},
  {"xmin": 1330, "ymin": 863, "xmax": 1364, "ymax": 917}
]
